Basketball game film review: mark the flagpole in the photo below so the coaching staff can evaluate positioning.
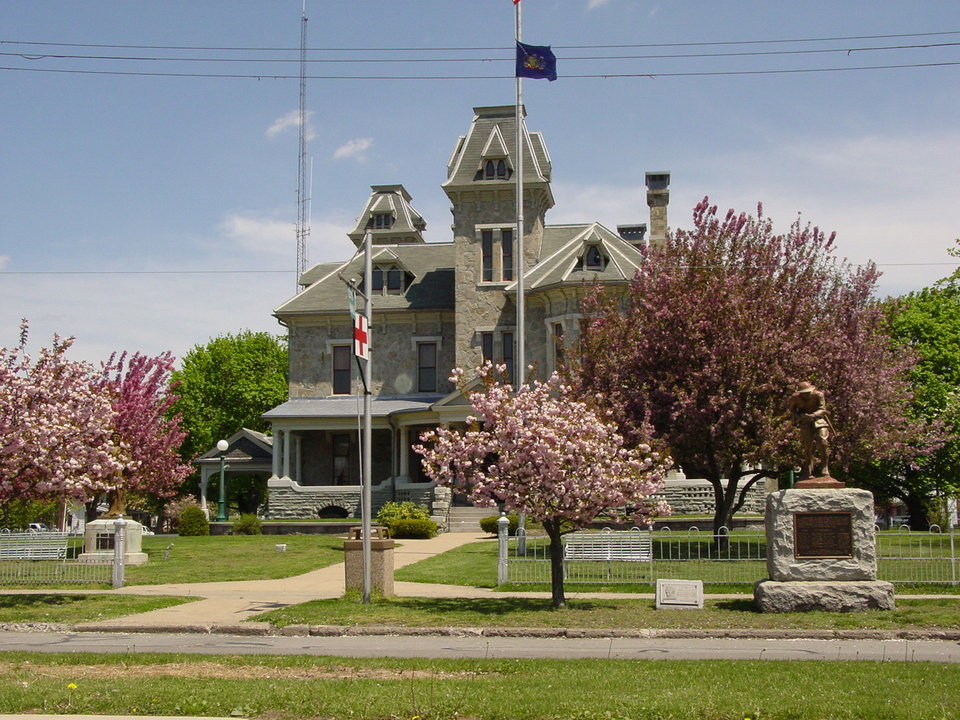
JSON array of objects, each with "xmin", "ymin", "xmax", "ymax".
[
  {"xmin": 514, "ymin": 0, "xmax": 525, "ymax": 387},
  {"xmin": 361, "ymin": 229, "xmax": 372, "ymax": 604}
]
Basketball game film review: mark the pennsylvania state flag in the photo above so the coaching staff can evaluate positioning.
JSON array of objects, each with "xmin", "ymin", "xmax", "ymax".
[{"xmin": 516, "ymin": 41, "xmax": 557, "ymax": 81}]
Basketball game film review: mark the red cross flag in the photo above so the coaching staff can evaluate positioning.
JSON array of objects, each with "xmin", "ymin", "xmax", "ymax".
[{"xmin": 353, "ymin": 313, "xmax": 369, "ymax": 360}]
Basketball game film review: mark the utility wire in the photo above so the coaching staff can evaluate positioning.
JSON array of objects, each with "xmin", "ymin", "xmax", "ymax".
[
  {"xmin": 2, "ymin": 263, "xmax": 956, "ymax": 277},
  {"xmin": 3, "ymin": 41, "xmax": 959, "ymax": 63},
  {"xmin": 2, "ymin": 60, "xmax": 958, "ymax": 80},
  {"xmin": 2, "ymin": 29, "xmax": 959, "ymax": 52}
]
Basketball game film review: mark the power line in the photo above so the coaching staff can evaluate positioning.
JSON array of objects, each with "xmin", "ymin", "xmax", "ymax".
[
  {"xmin": 2, "ymin": 29, "xmax": 959, "ymax": 52},
  {"xmin": 1, "ymin": 263, "xmax": 955, "ymax": 277},
  {"xmin": 2, "ymin": 60, "xmax": 958, "ymax": 80},
  {"xmin": 0, "ymin": 270, "xmax": 291, "ymax": 276},
  {"xmin": 3, "ymin": 40, "xmax": 959, "ymax": 64}
]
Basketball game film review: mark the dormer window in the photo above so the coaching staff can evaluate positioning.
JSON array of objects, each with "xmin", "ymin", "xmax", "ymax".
[
  {"xmin": 586, "ymin": 245, "xmax": 603, "ymax": 270},
  {"xmin": 372, "ymin": 213, "xmax": 394, "ymax": 230},
  {"xmin": 483, "ymin": 159, "xmax": 510, "ymax": 180},
  {"xmin": 575, "ymin": 245, "xmax": 607, "ymax": 272},
  {"xmin": 371, "ymin": 264, "xmax": 412, "ymax": 295}
]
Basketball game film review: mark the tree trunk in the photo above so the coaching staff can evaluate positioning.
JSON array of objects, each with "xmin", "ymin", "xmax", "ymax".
[
  {"xmin": 544, "ymin": 519, "xmax": 567, "ymax": 609},
  {"xmin": 709, "ymin": 475, "xmax": 736, "ymax": 553},
  {"xmin": 903, "ymin": 492, "xmax": 930, "ymax": 531}
]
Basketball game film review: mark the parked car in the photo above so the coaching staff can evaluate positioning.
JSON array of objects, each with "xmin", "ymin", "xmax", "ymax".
[{"xmin": 27, "ymin": 523, "xmax": 50, "ymax": 532}]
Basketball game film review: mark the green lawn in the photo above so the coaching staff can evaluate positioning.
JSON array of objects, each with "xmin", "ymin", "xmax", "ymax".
[
  {"xmin": 0, "ymin": 652, "xmax": 956, "ymax": 720},
  {"xmin": 124, "ymin": 534, "xmax": 345, "ymax": 585},
  {"xmin": 0, "ymin": 594, "xmax": 194, "ymax": 623},
  {"xmin": 254, "ymin": 594, "xmax": 960, "ymax": 631}
]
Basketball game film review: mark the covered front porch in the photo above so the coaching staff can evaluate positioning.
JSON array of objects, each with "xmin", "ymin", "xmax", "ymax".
[{"xmin": 262, "ymin": 394, "xmax": 464, "ymax": 519}]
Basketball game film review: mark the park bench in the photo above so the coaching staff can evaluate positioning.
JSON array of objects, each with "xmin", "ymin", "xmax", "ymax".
[
  {"xmin": 563, "ymin": 528, "xmax": 653, "ymax": 567},
  {"xmin": 0, "ymin": 531, "xmax": 69, "ymax": 561}
]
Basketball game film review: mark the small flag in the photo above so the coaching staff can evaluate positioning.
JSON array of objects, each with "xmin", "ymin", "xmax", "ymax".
[
  {"xmin": 513, "ymin": 0, "xmax": 521, "ymax": 4},
  {"xmin": 347, "ymin": 285, "xmax": 357, "ymax": 321},
  {"xmin": 354, "ymin": 313, "xmax": 369, "ymax": 360},
  {"xmin": 516, "ymin": 41, "xmax": 557, "ymax": 81}
]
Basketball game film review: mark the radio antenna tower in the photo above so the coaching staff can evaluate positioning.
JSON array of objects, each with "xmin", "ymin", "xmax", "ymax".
[{"xmin": 294, "ymin": 3, "xmax": 311, "ymax": 290}]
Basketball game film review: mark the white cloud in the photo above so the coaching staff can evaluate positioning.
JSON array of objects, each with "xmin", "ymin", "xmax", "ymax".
[
  {"xmin": 219, "ymin": 213, "xmax": 293, "ymax": 257},
  {"xmin": 587, "ymin": 0, "xmax": 612, "ymax": 8},
  {"xmin": 0, "ymin": 255, "xmax": 9, "ymax": 270},
  {"xmin": 334, "ymin": 137, "xmax": 373, "ymax": 161},
  {"xmin": 551, "ymin": 129, "xmax": 960, "ymax": 299},
  {"xmin": 266, "ymin": 109, "xmax": 316, "ymax": 140}
]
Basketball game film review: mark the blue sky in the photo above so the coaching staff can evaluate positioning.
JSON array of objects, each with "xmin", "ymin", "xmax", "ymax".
[{"xmin": 2, "ymin": 0, "xmax": 959, "ymax": 365}]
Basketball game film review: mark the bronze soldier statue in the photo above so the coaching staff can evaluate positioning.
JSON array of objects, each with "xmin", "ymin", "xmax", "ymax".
[{"xmin": 788, "ymin": 381, "xmax": 833, "ymax": 479}]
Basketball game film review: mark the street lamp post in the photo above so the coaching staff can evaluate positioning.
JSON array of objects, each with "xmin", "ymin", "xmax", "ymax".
[{"xmin": 215, "ymin": 439, "xmax": 229, "ymax": 522}]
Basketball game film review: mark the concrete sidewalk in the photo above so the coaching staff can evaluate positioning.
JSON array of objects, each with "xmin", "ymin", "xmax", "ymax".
[{"xmin": 77, "ymin": 532, "xmax": 496, "ymax": 630}]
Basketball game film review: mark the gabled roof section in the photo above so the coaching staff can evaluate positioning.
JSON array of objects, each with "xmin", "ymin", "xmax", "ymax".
[
  {"xmin": 276, "ymin": 242, "xmax": 456, "ymax": 317},
  {"xmin": 442, "ymin": 106, "xmax": 552, "ymax": 202},
  {"xmin": 510, "ymin": 222, "xmax": 645, "ymax": 292},
  {"xmin": 347, "ymin": 184, "xmax": 427, "ymax": 247},
  {"xmin": 195, "ymin": 428, "xmax": 273, "ymax": 466},
  {"xmin": 481, "ymin": 125, "xmax": 511, "ymax": 158}
]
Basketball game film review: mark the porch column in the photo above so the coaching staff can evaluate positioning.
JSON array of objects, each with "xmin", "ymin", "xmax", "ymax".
[
  {"xmin": 398, "ymin": 426, "xmax": 410, "ymax": 477},
  {"xmin": 282, "ymin": 429, "xmax": 292, "ymax": 479},
  {"xmin": 271, "ymin": 430, "xmax": 283, "ymax": 477}
]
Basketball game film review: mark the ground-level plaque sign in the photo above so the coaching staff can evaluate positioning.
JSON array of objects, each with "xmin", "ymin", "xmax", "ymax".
[{"xmin": 793, "ymin": 511, "xmax": 853, "ymax": 559}]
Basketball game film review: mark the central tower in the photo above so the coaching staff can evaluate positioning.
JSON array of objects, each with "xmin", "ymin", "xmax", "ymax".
[{"xmin": 441, "ymin": 106, "xmax": 555, "ymax": 374}]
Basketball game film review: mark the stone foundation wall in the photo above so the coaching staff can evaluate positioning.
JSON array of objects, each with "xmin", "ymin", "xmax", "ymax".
[
  {"xmin": 651, "ymin": 477, "xmax": 768, "ymax": 517},
  {"xmin": 265, "ymin": 476, "xmax": 438, "ymax": 521}
]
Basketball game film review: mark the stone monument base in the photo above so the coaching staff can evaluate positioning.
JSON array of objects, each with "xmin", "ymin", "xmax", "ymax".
[
  {"xmin": 77, "ymin": 518, "xmax": 149, "ymax": 566},
  {"xmin": 754, "ymin": 579, "xmax": 895, "ymax": 613}
]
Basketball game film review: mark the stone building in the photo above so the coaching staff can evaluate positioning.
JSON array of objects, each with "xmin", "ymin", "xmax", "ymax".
[{"xmin": 262, "ymin": 105, "xmax": 670, "ymax": 523}]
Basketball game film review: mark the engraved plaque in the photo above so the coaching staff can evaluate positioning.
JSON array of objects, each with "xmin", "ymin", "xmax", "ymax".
[{"xmin": 793, "ymin": 511, "xmax": 853, "ymax": 558}]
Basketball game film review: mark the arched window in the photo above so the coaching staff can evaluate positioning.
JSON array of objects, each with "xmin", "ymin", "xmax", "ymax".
[
  {"xmin": 585, "ymin": 245, "xmax": 604, "ymax": 270},
  {"xmin": 496, "ymin": 159, "xmax": 507, "ymax": 179},
  {"xmin": 484, "ymin": 160, "xmax": 496, "ymax": 179}
]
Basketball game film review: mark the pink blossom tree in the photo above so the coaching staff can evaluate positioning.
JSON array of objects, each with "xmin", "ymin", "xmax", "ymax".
[
  {"xmin": 0, "ymin": 322, "xmax": 121, "ymax": 504},
  {"xmin": 415, "ymin": 365, "xmax": 670, "ymax": 608},
  {"xmin": 579, "ymin": 198, "xmax": 929, "ymax": 537},
  {"xmin": 95, "ymin": 351, "xmax": 192, "ymax": 518}
]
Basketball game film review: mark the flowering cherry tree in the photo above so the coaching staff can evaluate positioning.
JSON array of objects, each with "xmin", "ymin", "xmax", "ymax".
[
  {"xmin": 580, "ymin": 198, "xmax": 928, "ymax": 537},
  {"xmin": 0, "ymin": 322, "xmax": 121, "ymax": 504},
  {"xmin": 415, "ymin": 365, "xmax": 670, "ymax": 607},
  {"xmin": 95, "ymin": 351, "xmax": 192, "ymax": 517}
]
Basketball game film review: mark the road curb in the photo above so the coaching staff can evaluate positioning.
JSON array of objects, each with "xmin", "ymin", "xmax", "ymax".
[{"xmin": 9, "ymin": 622, "xmax": 959, "ymax": 642}]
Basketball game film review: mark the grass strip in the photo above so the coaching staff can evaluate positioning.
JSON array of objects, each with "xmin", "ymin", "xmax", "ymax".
[
  {"xmin": 0, "ymin": 651, "xmax": 956, "ymax": 720},
  {"xmin": 123, "ymin": 534, "xmax": 345, "ymax": 585},
  {"xmin": 0, "ymin": 594, "xmax": 194, "ymax": 624},
  {"xmin": 253, "ymin": 595, "xmax": 960, "ymax": 631}
]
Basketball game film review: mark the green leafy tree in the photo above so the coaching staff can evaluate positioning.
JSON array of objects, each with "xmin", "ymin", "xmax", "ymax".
[
  {"xmin": 867, "ymin": 246, "xmax": 960, "ymax": 527},
  {"xmin": 169, "ymin": 331, "xmax": 288, "ymax": 463}
]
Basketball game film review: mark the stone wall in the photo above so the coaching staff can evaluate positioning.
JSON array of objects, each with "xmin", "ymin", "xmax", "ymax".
[
  {"xmin": 265, "ymin": 476, "xmax": 438, "ymax": 521},
  {"xmin": 652, "ymin": 476, "xmax": 769, "ymax": 517}
]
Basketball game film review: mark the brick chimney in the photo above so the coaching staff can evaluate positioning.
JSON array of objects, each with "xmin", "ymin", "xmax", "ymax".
[{"xmin": 645, "ymin": 171, "xmax": 670, "ymax": 250}]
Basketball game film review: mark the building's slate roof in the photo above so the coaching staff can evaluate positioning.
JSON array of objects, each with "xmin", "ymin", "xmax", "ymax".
[
  {"xmin": 514, "ymin": 223, "xmax": 645, "ymax": 292},
  {"xmin": 263, "ymin": 395, "xmax": 446, "ymax": 420},
  {"xmin": 443, "ymin": 105, "xmax": 552, "ymax": 191},
  {"xmin": 347, "ymin": 184, "xmax": 427, "ymax": 247},
  {"xmin": 278, "ymin": 243, "xmax": 456, "ymax": 316}
]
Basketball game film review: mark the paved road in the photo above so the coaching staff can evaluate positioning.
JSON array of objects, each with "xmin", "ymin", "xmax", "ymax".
[{"xmin": 1, "ymin": 630, "xmax": 958, "ymax": 662}]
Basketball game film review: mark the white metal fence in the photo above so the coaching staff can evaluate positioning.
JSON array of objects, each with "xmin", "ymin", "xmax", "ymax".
[
  {"xmin": 0, "ymin": 520, "xmax": 131, "ymax": 588},
  {"xmin": 497, "ymin": 523, "xmax": 959, "ymax": 587}
]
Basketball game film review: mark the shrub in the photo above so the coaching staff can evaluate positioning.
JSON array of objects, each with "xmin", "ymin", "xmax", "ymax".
[
  {"xmin": 376, "ymin": 501, "xmax": 431, "ymax": 529},
  {"xmin": 177, "ymin": 505, "xmax": 210, "ymax": 536},
  {"xmin": 232, "ymin": 513, "xmax": 262, "ymax": 535},
  {"xmin": 389, "ymin": 517, "xmax": 438, "ymax": 539},
  {"xmin": 479, "ymin": 513, "xmax": 519, "ymax": 536}
]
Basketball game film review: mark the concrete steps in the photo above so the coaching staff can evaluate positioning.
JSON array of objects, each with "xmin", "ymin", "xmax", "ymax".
[{"xmin": 446, "ymin": 506, "xmax": 495, "ymax": 533}]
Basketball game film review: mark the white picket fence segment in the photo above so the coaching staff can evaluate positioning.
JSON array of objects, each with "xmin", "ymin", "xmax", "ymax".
[
  {"xmin": 497, "ymin": 524, "xmax": 960, "ymax": 586},
  {"xmin": 0, "ymin": 526, "xmax": 127, "ymax": 588},
  {"xmin": 0, "ymin": 532, "xmax": 69, "ymax": 560}
]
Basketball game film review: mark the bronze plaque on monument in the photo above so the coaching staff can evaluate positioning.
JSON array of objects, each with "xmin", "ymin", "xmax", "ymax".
[{"xmin": 793, "ymin": 511, "xmax": 853, "ymax": 559}]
